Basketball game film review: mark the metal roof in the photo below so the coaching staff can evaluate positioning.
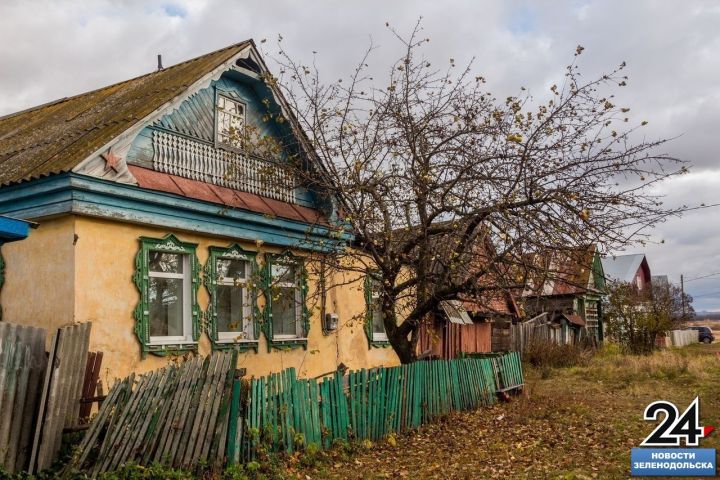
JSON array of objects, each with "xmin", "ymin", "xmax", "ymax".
[{"xmin": 601, "ymin": 254, "xmax": 647, "ymax": 283}]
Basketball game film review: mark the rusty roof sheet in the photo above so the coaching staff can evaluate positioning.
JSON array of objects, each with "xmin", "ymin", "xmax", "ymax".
[
  {"xmin": 128, "ymin": 166, "xmax": 329, "ymax": 225},
  {"xmin": 524, "ymin": 245, "xmax": 599, "ymax": 297},
  {"xmin": 0, "ymin": 41, "xmax": 252, "ymax": 186}
]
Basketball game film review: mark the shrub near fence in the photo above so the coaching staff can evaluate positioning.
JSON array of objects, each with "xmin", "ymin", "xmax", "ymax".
[{"xmin": 231, "ymin": 352, "xmax": 523, "ymax": 462}]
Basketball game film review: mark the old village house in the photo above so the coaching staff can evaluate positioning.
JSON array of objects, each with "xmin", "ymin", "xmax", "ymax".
[{"xmin": 0, "ymin": 41, "xmax": 400, "ymax": 379}]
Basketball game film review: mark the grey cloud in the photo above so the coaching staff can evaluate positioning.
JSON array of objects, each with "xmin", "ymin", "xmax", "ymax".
[{"xmin": 1, "ymin": 0, "xmax": 719, "ymax": 308}]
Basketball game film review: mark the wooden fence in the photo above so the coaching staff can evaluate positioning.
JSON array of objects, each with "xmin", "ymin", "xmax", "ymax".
[
  {"xmin": 0, "ymin": 322, "xmax": 94, "ymax": 474},
  {"xmin": 234, "ymin": 352, "xmax": 523, "ymax": 462},
  {"xmin": 30, "ymin": 322, "xmax": 92, "ymax": 474},
  {"xmin": 70, "ymin": 352, "xmax": 523, "ymax": 474},
  {"xmin": 67, "ymin": 351, "xmax": 239, "ymax": 476},
  {"xmin": 0, "ymin": 323, "xmax": 47, "ymax": 473},
  {"xmin": 510, "ymin": 313, "xmax": 551, "ymax": 354}
]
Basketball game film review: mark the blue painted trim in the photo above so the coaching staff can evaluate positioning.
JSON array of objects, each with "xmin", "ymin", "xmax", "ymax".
[
  {"xmin": 0, "ymin": 174, "xmax": 351, "ymax": 251},
  {"xmin": 0, "ymin": 216, "xmax": 31, "ymax": 242}
]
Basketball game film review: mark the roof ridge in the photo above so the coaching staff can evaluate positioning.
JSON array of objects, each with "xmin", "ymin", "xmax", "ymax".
[{"xmin": 0, "ymin": 40, "xmax": 252, "ymax": 123}]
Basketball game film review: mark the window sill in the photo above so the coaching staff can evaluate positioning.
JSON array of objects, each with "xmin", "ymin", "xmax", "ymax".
[
  {"xmin": 370, "ymin": 339, "xmax": 392, "ymax": 348},
  {"xmin": 268, "ymin": 337, "xmax": 308, "ymax": 351},
  {"xmin": 144, "ymin": 341, "xmax": 198, "ymax": 357},
  {"xmin": 213, "ymin": 338, "xmax": 259, "ymax": 352}
]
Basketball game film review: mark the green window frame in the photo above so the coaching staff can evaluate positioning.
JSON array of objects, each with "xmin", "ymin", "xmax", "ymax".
[
  {"xmin": 364, "ymin": 272, "xmax": 391, "ymax": 348},
  {"xmin": 204, "ymin": 244, "xmax": 260, "ymax": 351},
  {"xmin": 262, "ymin": 252, "xmax": 309, "ymax": 351},
  {"xmin": 133, "ymin": 234, "xmax": 201, "ymax": 357}
]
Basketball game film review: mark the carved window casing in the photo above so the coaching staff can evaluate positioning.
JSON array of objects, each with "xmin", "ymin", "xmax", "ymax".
[
  {"xmin": 204, "ymin": 244, "xmax": 260, "ymax": 351},
  {"xmin": 364, "ymin": 272, "xmax": 391, "ymax": 348},
  {"xmin": 133, "ymin": 234, "xmax": 201, "ymax": 357},
  {"xmin": 262, "ymin": 252, "xmax": 309, "ymax": 350}
]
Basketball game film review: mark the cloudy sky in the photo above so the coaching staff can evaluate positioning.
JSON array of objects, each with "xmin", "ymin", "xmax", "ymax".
[{"xmin": 2, "ymin": 0, "xmax": 719, "ymax": 309}]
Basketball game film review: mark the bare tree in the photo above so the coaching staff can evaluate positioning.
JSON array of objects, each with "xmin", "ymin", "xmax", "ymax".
[{"xmin": 256, "ymin": 22, "xmax": 686, "ymax": 363}]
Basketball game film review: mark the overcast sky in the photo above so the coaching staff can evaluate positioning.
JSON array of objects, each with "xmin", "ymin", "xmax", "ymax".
[{"xmin": 2, "ymin": 0, "xmax": 720, "ymax": 310}]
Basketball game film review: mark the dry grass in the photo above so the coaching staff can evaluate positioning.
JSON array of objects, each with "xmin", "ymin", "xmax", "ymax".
[{"xmin": 286, "ymin": 343, "xmax": 720, "ymax": 479}]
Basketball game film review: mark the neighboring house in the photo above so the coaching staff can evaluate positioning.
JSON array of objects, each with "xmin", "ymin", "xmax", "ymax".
[
  {"xmin": 413, "ymin": 226, "xmax": 523, "ymax": 358},
  {"xmin": 522, "ymin": 244, "xmax": 606, "ymax": 342},
  {"xmin": 416, "ymin": 292, "xmax": 522, "ymax": 358},
  {"xmin": 0, "ymin": 41, "xmax": 399, "ymax": 379},
  {"xmin": 601, "ymin": 253, "xmax": 652, "ymax": 293}
]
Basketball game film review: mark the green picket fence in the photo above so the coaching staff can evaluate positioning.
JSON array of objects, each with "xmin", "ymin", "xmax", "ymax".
[{"xmin": 227, "ymin": 352, "xmax": 523, "ymax": 462}]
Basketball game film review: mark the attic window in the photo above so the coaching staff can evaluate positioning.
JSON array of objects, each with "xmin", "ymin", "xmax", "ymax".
[{"xmin": 216, "ymin": 95, "xmax": 246, "ymax": 148}]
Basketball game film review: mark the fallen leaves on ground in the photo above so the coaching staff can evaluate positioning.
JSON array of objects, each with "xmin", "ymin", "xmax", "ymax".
[{"xmin": 284, "ymin": 343, "xmax": 720, "ymax": 479}]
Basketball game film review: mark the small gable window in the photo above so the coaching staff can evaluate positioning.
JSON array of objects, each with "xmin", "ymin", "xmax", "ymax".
[
  {"xmin": 216, "ymin": 94, "xmax": 246, "ymax": 148},
  {"xmin": 364, "ymin": 273, "xmax": 390, "ymax": 347},
  {"xmin": 133, "ymin": 235, "xmax": 201, "ymax": 357},
  {"xmin": 205, "ymin": 245, "xmax": 259, "ymax": 350},
  {"xmin": 263, "ymin": 253, "xmax": 309, "ymax": 349}
]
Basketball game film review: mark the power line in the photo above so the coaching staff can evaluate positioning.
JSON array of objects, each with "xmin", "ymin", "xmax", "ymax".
[
  {"xmin": 685, "ymin": 272, "xmax": 720, "ymax": 282},
  {"xmin": 690, "ymin": 290, "xmax": 720, "ymax": 298}
]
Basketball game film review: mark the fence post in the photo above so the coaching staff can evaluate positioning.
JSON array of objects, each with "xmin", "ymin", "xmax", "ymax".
[{"xmin": 225, "ymin": 369, "xmax": 244, "ymax": 466}]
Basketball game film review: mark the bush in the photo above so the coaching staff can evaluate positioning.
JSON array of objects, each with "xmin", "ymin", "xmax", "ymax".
[{"xmin": 523, "ymin": 339, "xmax": 592, "ymax": 371}]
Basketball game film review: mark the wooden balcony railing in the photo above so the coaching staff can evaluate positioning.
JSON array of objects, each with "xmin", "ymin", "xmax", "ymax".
[{"xmin": 152, "ymin": 130, "xmax": 296, "ymax": 204}]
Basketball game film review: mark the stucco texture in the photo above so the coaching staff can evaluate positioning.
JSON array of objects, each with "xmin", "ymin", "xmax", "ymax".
[
  {"xmin": 1, "ymin": 214, "xmax": 399, "ymax": 382},
  {"xmin": 1, "ymin": 216, "xmax": 75, "ymax": 340}
]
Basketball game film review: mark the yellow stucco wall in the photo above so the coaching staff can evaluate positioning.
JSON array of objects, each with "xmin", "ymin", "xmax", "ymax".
[
  {"xmin": 0, "ymin": 214, "xmax": 398, "ymax": 382},
  {"xmin": 1, "ymin": 215, "xmax": 76, "ymax": 345}
]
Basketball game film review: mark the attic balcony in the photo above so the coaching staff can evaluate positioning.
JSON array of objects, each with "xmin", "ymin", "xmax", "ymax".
[{"xmin": 152, "ymin": 130, "xmax": 297, "ymax": 204}]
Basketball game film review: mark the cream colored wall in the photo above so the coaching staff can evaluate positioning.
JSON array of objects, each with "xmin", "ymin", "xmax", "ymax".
[
  {"xmin": 1, "ymin": 216, "xmax": 76, "ymax": 347},
  {"xmin": 71, "ymin": 215, "xmax": 399, "ymax": 381}
]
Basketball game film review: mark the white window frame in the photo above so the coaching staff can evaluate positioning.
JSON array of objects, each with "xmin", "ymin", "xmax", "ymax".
[
  {"xmin": 216, "ymin": 257, "xmax": 254, "ymax": 342},
  {"xmin": 270, "ymin": 262, "xmax": 305, "ymax": 340},
  {"xmin": 148, "ymin": 254, "xmax": 193, "ymax": 345},
  {"xmin": 370, "ymin": 290, "xmax": 388, "ymax": 342},
  {"xmin": 215, "ymin": 93, "xmax": 246, "ymax": 150}
]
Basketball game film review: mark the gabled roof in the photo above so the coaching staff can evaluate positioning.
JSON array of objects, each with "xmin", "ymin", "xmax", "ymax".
[
  {"xmin": 601, "ymin": 254, "xmax": 647, "ymax": 284},
  {"xmin": 0, "ymin": 41, "xmax": 252, "ymax": 186},
  {"xmin": 523, "ymin": 244, "xmax": 602, "ymax": 297}
]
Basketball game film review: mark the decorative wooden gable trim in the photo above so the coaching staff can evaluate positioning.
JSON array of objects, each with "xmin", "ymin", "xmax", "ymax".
[{"xmin": 72, "ymin": 44, "xmax": 256, "ymax": 183}]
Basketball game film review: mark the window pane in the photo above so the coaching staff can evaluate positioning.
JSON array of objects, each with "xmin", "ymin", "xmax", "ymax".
[
  {"xmin": 217, "ymin": 258, "xmax": 247, "ymax": 281},
  {"xmin": 271, "ymin": 263, "xmax": 295, "ymax": 284},
  {"xmin": 217, "ymin": 284, "xmax": 251, "ymax": 337},
  {"xmin": 149, "ymin": 252, "xmax": 183, "ymax": 274},
  {"xmin": 272, "ymin": 286, "xmax": 298, "ymax": 336},
  {"xmin": 372, "ymin": 303, "xmax": 385, "ymax": 334},
  {"xmin": 217, "ymin": 96, "xmax": 244, "ymax": 148},
  {"xmin": 149, "ymin": 276, "xmax": 184, "ymax": 337}
]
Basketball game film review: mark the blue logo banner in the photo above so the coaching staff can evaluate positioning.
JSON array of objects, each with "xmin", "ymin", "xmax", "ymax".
[{"xmin": 631, "ymin": 448, "xmax": 716, "ymax": 476}]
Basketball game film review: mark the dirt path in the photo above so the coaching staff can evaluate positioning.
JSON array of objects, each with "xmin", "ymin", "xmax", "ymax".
[{"xmin": 287, "ymin": 344, "xmax": 720, "ymax": 479}]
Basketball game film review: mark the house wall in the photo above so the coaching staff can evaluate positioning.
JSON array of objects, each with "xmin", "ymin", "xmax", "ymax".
[
  {"xmin": 0, "ymin": 213, "xmax": 398, "ymax": 381},
  {"xmin": 70, "ymin": 215, "xmax": 398, "ymax": 380},
  {"xmin": 417, "ymin": 319, "xmax": 492, "ymax": 358},
  {"xmin": 0, "ymin": 216, "xmax": 76, "ymax": 344}
]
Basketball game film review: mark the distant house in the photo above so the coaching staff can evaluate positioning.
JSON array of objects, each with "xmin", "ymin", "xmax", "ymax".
[
  {"xmin": 522, "ymin": 244, "xmax": 606, "ymax": 342},
  {"xmin": 601, "ymin": 254, "xmax": 652, "ymax": 293},
  {"xmin": 0, "ymin": 41, "xmax": 400, "ymax": 379}
]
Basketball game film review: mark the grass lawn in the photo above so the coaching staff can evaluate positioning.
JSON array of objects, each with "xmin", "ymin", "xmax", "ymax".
[{"xmin": 285, "ymin": 343, "xmax": 720, "ymax": 479}]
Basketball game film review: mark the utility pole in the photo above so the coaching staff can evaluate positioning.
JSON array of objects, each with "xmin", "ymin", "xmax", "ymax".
[{"xmin": 680, "ymin": 274, "xmax": 686, "ymax": 319}]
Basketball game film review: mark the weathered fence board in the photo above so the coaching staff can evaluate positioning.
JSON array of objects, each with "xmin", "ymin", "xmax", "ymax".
[
  {"xmin": 67, "ymin": 350, "xmax": 238, "ymax": 476},
  {"xmin": 29, "ymin": 322, "xmax": 91, "ymax": 474},
  {"xmin": 0, "ymin": 323, "xmax": 47, "ymax": 473},
  {"xmin": 79, "ymin": 352, "xmax": 104, "ymax": 422}
]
